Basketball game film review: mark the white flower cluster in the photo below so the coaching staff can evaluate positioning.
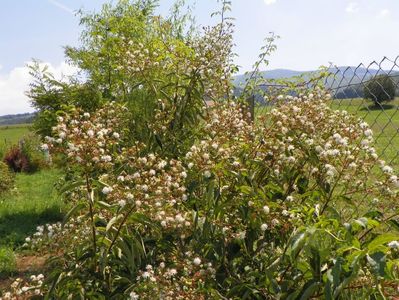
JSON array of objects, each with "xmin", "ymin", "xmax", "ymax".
[
  {"xmin": 1, "ymin": 274, "xmax": 44, "ymax": 299},
  {"xmin": 133, "ymin": 254, "xmax": 215, "ymax": 300},
  {"xmin": 47, "ymin": 102, "xmax": 127, "ymax": 170}
]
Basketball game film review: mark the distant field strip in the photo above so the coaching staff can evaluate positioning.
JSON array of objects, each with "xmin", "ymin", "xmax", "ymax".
[{"xmin": 0, "ymin": 124, "xmax": 31, "ymax": 146}]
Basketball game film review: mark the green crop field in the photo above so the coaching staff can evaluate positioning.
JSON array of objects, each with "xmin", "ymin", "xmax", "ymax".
[{"xmin": 0, "ymin": 124, "xmax": 32, "ymax": 147}]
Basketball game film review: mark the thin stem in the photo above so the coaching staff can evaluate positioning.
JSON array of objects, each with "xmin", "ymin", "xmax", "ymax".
[{"xmin": 85, "ymin": 173, "xmax": 97, "ymax": 263}]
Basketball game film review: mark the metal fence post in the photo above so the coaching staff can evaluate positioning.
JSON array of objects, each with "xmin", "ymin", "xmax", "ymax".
[{"xmin": 246, "ymin": 95, "xmax": 255, "ymax": 123}]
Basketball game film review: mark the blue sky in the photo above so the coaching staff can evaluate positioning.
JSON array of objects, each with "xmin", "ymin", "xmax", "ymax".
[{"xmin": 1, "ymin": 0, "xmax": 399, "ymax": 114}]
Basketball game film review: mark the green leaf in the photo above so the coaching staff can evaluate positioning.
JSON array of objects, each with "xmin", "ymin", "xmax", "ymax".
[
  {"xmin": 367, "ymin": 233, "xmax": 399, "ymax": 252},
  {"xmin": 58, "ymin": 179, "xmax": 85, "ymax": 194},
  {"xmin": 367, "ymin": 252, "xmax": 386, "ymax": 277},
  {"xmin": 297, "ymin": 280, "xmax": 321, "ymax": 300},
  {"xmin": 106, "ymin": 215, "xmax": 122, "ymax": 232},
  {"xmin": 62, "ymin": 202, "xmax": 85, "ymax": 227}
]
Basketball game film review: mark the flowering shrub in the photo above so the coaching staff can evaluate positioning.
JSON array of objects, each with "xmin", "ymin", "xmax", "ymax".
[
  {"xmin": 3, "ymin": 89, "xmax": 397, "ymax": 299},
  {"xmin": 8, "ymin": 1, "xmax": 398, "ymax": 299},
  {"xmin": 30, "ymin": 0, "xmax": 236, "ymax": 157},
  {"xmin": 3, "ymin": 146, "xmax": 30, "ymax": 173},
  {"xmin": 3, "ymin": 134, "xmax": 48, "ymax": 173},
  {"xmin": 1, "ymin": 274, "xmax": 45, "ymax": 299}
]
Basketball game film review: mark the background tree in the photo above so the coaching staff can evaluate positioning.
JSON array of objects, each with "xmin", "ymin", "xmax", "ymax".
[
  {"xmin": 364, "ymin": 74, "xmax": 396, "ymax": 106},
  {"xmin": 29, "ymin": 0, "xmax": 236, "ymax": 157}
]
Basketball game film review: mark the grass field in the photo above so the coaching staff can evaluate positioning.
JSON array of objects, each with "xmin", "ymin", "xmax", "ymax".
[
  {"xmin": 0, "ymin": 169, "xmax": 64, "ymax": 247},
  {"xmin": 0, "ymin": 125, "xmax": 65, "ymax": 248},
  {"xmin": 0, "ymin": 124, "xmax": 31, "ymax": 145}
]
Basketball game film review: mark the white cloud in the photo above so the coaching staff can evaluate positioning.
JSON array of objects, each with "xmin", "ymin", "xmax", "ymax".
[
  {"xmin": 264, "ymin": 0, "xmax": 277, "ymax": 5},
  {"xmin": 378, "ymin": 9, "xmax": 390, "ymax": 18},
  {"xmin": 0, "ymin": 62, "xmax": 78, "ymax": 115},
  {"xmin": 47, "ymin": 0, "xmax": 74, "ymax": 15},
  {"xmin": 345, "ymin": 2, "xmax": 359, "ymax": 14}
]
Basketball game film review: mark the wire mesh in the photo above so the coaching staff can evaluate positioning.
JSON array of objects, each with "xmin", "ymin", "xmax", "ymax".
[
  {"xmin": 251, "ymin": 56, "xmax": 399, "ymax": 168},
  {"xmin": 324, "ymin": 56, "xmax": 399, "ymax": 168}
]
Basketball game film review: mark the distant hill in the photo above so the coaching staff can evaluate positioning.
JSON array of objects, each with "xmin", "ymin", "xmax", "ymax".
[
  {"xmin": 0, "ymin": 113, "xmax": 36, "ymax": 126},
  {"xmin": 234, "ymin": 67, "xmax": 384, "ymax": 86},
  {"xmin": 234, "ymin": 67, "xmax": 399, "ymax": 99}
]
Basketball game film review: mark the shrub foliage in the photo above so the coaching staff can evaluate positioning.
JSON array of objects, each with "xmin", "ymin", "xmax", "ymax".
[{"xmin": 5, "ymin": 1, "xmax": 399, "ymax": 299}]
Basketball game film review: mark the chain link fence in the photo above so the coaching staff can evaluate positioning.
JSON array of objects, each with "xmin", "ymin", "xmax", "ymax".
[{"xmin": 250, "ymin": 56, "xmax": 399, "ymax": 168}]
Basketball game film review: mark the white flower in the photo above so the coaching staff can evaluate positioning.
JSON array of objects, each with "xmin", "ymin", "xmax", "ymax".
[
  {"xmin": 102, "ymin": 186, "xmax": 113, "ymax": 195},
  {"xmin": 388, "ymin": 240, "xmax": 399, "ymax": 249},
  {"xmin": 364, "ymin": 129, "xmax": 373, "ymax": 137},
  {"xmin": 168, "ymin": 268, "xmax": 177, "ymax": 276},
  {"xmin": 21, "ymin": 286, "xmax": 29, "ymax": 292},
  {"xmin": 130, "ymin": 292, "xmax": 139, "ymax": 300},
  {"xmin": 101, "ymin": 155, "xmax": 112, "ymax": 162},
  {"xmin": 382, "ymin": 165, "xmax": 393, "ymax": 174},
  {"xmin": 175, "ymin": 214, "xmax": 185, "ymax": 223},
  {"xmin": 237, "ymin": 231, "xmax": 246, "ymax": 240},
  {"xmin": 41, "ymin": 144, "xmax": 49, "ymax": 151},
  {"xmin": 193, "ymin": 257, "xmax": 201, "ymax": 266},
  {"xmin": 204, "ymin": 170, "xmax": 212, "ymax": 178},
  {"xmin": 87, "ymin": 129, "xmax": 95, "ymax": 137},
  {"xmin": 141, "ymin": 271, "xmax": 150, "ymax": 279},
  {"xmin": 261, "ymin": 223, "xmax": 268, "ymax": 231},
  {"xmin": 372, "ymin": 198, "xmax": 379, "ymax": 205},
  {"xmin": 271, "ymin": 219, "xmax": 279, "ymax": 226},
  {"xmin": 118, "ymin": 200, "xmax": 126, "ymax": 208},
  {"xmin": 113, "ymin": 132, "xmax": 120, "ymax": 139},
  {"xmin": 263, "ymin": 206, "xmax": 270, "ymax": 214}
]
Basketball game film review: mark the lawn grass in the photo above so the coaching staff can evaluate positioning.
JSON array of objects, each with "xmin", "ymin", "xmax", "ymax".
[{"xmin": 0, "ymin": 169, "xmax": 65, "ymax": 247}]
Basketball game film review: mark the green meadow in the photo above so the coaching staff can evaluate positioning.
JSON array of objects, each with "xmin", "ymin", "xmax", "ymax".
[
  {"xmin": 0, "ymin": 124, "xmax": 31, "ymax": 145},
  {"xmin": 0, "ymin": 125, "xmax": 64, "ymax": 247}
]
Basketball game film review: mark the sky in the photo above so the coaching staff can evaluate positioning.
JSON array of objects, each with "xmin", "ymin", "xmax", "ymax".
[{"xmin": 1, "ymin": 0, "xmax": 399, "ymax": 115}]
